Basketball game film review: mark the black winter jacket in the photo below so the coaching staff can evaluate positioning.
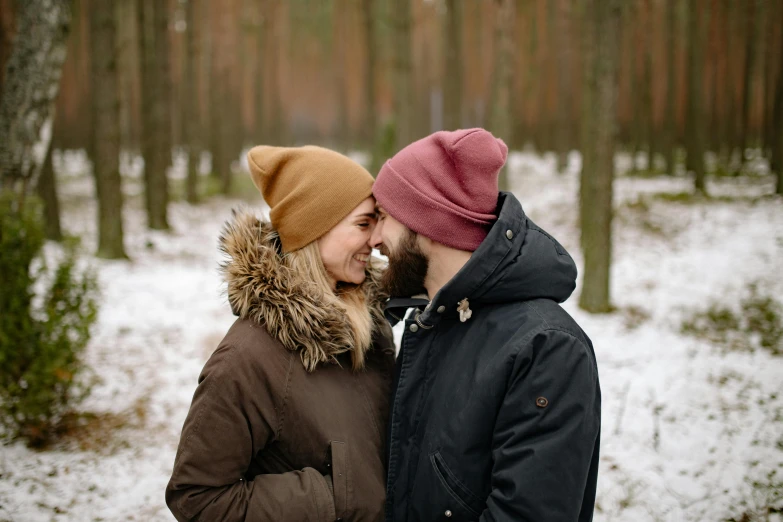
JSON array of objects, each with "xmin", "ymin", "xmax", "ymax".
[{"xmin": 384, "ymin": 192, "xmax": 601, "ymax": 522}]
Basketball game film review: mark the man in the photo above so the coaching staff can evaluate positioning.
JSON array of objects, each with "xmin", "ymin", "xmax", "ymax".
[{"xmin": 371, "ymin": 128, "xmax": 601, "ymax": 522}]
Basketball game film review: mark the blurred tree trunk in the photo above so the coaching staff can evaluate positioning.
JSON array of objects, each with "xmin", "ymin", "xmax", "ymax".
[
  {"xmin": 138, "ymin": 0, "xmax": 171, "ymax": 229},
  {"xmin": 489, "ymin": 0, "xmax": 514, "ymax": 192},
  {"xmin": 555, "ymin": 0, "xmax": 572, "ymax": 174},
  {"xmin": 736, "ymin": 0, "xmax": 756, "ymax": 172},
  {"xmin": 36, "ymin": 139, "xmax": 62, "ymax": 241},
  {"xmin": 685, "ymin": 0, "xmax": 707, "ymax": 193},
  {"xmin": 209, "ymin": 2, "xmax": 232, "ymax": 194},
  {"xmin": 761, "ymin": 0, "xmax": 775, "ymax": 159},
  {"xmin": 773, "ymin": 3, "xmax": 783, "ymax": 195},
  {"xmin": 333, "ymin": 0, "xmax": 350, "ymax": 148},
  {"xmin": 0, "ymin": 0, "xmax": 72, "ymax": 199},
  {"xmin": 392, "ymin": 0, "xmax": 414, "ymax": 152},
  {"xmin": 579, "ymin": 0, "xmax": 621, "ymax": 314},
  {"xmin": 664, "ymin": 0, "xmax": 677, "ymax": 175},
  {"xmin": 91, "ymin": 0, "xmax": 128, "ymax": 258},
  {"xmin": 443, "ymin": 0, "xmax": 462, "ymax": 131},
  {"xmin": 361, "ymin": 0, "xmax": 377, "ymax": 150},
  {"xmin": 254, "ymin": 0, "xmax": 266, "ymax": 143},
  {"xmin": 183, "ymin": 0, "xmax": 199, "ymax": 203},
  {"xmin": 644, "ymin": 0, "xmax": 655, "ymax": 173}
]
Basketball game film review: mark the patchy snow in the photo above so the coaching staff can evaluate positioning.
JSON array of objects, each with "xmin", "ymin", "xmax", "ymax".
[{"xmin": 1, "ymin": 150, "xmax": 781, "ymax": 522}]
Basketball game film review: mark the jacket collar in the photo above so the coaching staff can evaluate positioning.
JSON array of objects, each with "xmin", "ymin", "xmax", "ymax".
[{"xmin": 219, "ymin": 208, "xmax": 389, "ymax": 371}]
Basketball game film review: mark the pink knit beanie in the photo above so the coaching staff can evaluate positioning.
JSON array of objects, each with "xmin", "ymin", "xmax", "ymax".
[{"xmin": 373, "ymin": 128, "xmax": 508, "ymax": 251}]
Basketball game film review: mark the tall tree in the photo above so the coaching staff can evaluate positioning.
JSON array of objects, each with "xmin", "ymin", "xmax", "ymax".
[
  {"xmin": 489, "ymin": 0, "xmax": 514, "ymax": 191},
  {"xmin": 736, "ymin": 0, "xmax": 756, "ymax": 171},
  {"xmin": 579, "ymin": 0, "xmax": 621, "ymax": 313},
  {"xmin": 664, "ymin": 0, "xmax": 678, "ymax": 175},
  {"xmin": 0, "ymin": 0, "xmax": 72, "ymax": 199},
  {"xmin": 361, "ymin": 0, "xmax": 377, "ymax": 148},
  {"xmin": 773, "ymin": 2, "xmax": 783, "ymax": 195},
  {"xmin": 91, "ymin": 0, "xmax": 128, "ymax": 258},
  {"xmin": 138, "ymin": 0, "xmax": 171, "ymax": 229},
  {"xmin": 555, "ymin": 0, "xmax": 573, "ymax": 174},
  {"xmin": 685, "ymin": 0, "xmax": 707, "ymax": 193},
  {"xmin": 183, "ymin": 0, "xmax": 199, "ymax": 203},
  {"xmin": 443, "ymin": 0, "xmax": 463, "ymax": 131},
  {"xmin": 392, "ymin": 0, "xmax": 415, "ymax": 151}
]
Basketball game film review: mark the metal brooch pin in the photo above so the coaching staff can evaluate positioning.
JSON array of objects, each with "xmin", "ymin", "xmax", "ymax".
[{"xmin": 457, "ymin": 298, "xmax": 472, "ymax": 323}]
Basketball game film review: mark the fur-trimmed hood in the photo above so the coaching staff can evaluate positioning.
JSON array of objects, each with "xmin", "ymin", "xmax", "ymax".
[{"xmin": 218, "ymin": 208, "xmax": 390, "ymax": 372}]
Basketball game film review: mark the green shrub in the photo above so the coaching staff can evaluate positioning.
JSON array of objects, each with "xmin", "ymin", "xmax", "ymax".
[{"xmin": 0, "ymin": 190, "xmax": 99, "ymax": 447}]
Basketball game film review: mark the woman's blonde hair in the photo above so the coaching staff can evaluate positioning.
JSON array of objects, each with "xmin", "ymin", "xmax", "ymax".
[{"xmin": 285, "ymin": 241, "xmax": 373, "ymax": 371}]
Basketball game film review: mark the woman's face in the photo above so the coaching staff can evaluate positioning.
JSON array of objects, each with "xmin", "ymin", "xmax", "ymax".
[{"xmin": 318, "ymin": 197, "xmax": 377, "ymax": 288}]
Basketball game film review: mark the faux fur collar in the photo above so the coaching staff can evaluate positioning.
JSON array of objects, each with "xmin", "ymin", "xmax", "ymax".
[{"xmin": 218, "ymin": 208, "xmax": 389, "ymax": 372}]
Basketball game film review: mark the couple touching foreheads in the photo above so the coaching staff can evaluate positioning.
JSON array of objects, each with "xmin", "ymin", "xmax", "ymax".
[{"xmin": 166, "ymin": 128, "xmax": 601, "ymax": 522}]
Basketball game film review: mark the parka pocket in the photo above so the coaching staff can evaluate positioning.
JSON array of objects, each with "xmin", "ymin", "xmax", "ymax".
[
  {"xmin": 430, "ymin": 451, "xmax": 484, "ymax": 519},
  {"xmin": 330, "ymin": 441, "xmax": 350, "ymax": 519}
]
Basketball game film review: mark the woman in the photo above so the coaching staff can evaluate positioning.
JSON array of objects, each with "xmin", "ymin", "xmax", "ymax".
[{"xmin": 166, "ymin": 145, "xmax": 395, "ymax": 522}]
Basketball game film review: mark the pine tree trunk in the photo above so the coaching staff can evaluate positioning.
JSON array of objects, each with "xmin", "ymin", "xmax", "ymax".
[
  {"xmin": 443, "ymin": 0, "xmax": 463, "ymax": 131},
  {"xmin": 664, "ymin": 0, "xmax": 677, "ymax": 175},
  {"xmin": 91, "ymin": 0, "xmax": 128, "ymax": 258},
  {"xmin": 392, "ymin": 0, "xmax": 415, "ymax": 152},
  {"xmin": 579, "ymin": 0, "xmax": 621, "ymax": 314},
  {"xmin": 644, "ymin": 0, "xmax": 656, "ymax": 173},
  {"xmin": 737, "ymin": 0, "xmax": 756, "ymax": 171},
  {"xmin": 0, "ymin": 0, "xmax": 72, "ymax": 198},
  {"xmin": 773, "ymin": 4, "xmax": 783, "ymax": 195},
  {"xmin": 555, "ymin": 0, "xmax": 572, "ymax": 174},
  {"xmin": 255, "ymin": 0, "xmax": 266, "ymax": 143},
  {"xmin": 361, "ymin": 0, "xmax": 377, "ymax": 150},
  {"xmin": 184, "ymin": 0, "xmax": 199, "ymax": 203},
  {"xmin": 489, "ymin": 0, "xmax": 514, "ymax": 192},
  {"xmin": 685, "ymin": 0, "xmax": 707, "ymax": 194},
  {"xmin": 36, "ymin": 141, "xmax": 62, "ymax": 241},
  {"xmin": 138, "ymin": 0, "xmax": 171, "ymax": 229}
]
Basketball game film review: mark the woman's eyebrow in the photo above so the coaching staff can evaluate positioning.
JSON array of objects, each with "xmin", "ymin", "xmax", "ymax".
[{"xmin": 355, "ymin": 212, "xmax": 377, "ymax": 219}]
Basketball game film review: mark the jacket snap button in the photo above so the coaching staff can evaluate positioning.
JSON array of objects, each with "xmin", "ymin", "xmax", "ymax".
[
  {"xmin": 445, "ymin": 510, "xmax": 453, "ymax": 517},
  {"xmin": 437, "ymin": 305, "xmax": 446, "ymax": 313},
  {"xmin": 536, "ymin": 396, "xmax": 549, "ymax": 408},
  {"xmin": 506, "ymin": 229, "xmax": 514, "ymax": 240},
  {"xmin": 409, "ymin": 323, "xmax": 419, "ymax": 333}
]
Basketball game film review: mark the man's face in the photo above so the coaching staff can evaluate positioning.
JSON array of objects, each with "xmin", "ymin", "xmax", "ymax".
[{"xmin": 370, "ymin": 207, "xmax": 429, "ymax": 297}]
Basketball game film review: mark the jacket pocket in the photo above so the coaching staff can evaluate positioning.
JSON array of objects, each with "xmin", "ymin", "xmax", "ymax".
[
  {"xmin": 330, "ymin": 440, "xmax": 350, "ymax": 519},
  {"xmin": 430, "ymin": 451, "xmax": 484, "ymax": 519}
]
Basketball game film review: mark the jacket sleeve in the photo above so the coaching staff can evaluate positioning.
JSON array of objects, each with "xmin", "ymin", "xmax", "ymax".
[
  {"xmin": 165, "ymin": 343, "xmax": 336, "ymax": 522},
  {"xmin": 480, "ymin": 329, "xmax": 601, "ymax": 522}
]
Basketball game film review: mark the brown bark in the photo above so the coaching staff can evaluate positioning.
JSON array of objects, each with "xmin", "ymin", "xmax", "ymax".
[
  {"xmin": 91, "ymin": 0, "xmax": 128, "ymax": 258},
  {"xmin": 737, "ymin": 0, "xmax": 756, "ymax": 170},
  {"xmin": 138, "ymin": 0, "xmax": 171, "ymax": 229},
  {"xmin": 664, "ymin": 0, "xmax": 678, "ymax": 174},
  {"xmin": 392, "ymin": 0, "xmax": 415, "ymax": 151},
  {"xmin": 579, "ymin": 0, "xmax": 621, "ymax": 314},
  {"xmin": 685, "ymin": 0, "xmax": 707, "ymax": 193},
  {"xmin": 184, "ymin": 0, "xmax": 199, "ymax": 203},
  {"xmin": 489, "ymin": 0, "xmax": 514, "ymax": 191},
  {"xmin": 443, "ymin": 0, "xmax": 463, "ymax": 131}
]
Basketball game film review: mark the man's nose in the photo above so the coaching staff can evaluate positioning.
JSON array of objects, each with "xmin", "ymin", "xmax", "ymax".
[{"xmin": 370, "ymin": 222, "xmax": 383, "ymax": 250}]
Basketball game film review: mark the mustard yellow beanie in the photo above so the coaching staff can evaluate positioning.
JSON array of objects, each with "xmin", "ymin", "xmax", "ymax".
[{"xmin": 247, "ymin": 145, "xmax": 374, "ymax": 252}]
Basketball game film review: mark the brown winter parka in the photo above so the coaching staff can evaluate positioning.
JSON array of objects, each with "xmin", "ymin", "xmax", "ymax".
[{"xmin": 166, "ymin": 209, "xmax": 395, "ymax": 522}]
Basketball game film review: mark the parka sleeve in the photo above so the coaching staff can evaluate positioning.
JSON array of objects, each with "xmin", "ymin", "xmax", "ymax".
[
  {"xmin": 165, "ymin": 343, "xmax": 336, "ymax": 522},
  {"xmin": 479, "ymin": 329, "xmax": 601, "ymax": 522}
]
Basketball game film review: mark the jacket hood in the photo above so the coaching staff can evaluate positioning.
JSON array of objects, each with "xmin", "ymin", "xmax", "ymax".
[
  {"xmin": 390, "ymin": 192, "xmax": 577, "ymax": 324},
  {"xmin": 218, "ymin": 208, "xmax": 390, "ymax": 371}
]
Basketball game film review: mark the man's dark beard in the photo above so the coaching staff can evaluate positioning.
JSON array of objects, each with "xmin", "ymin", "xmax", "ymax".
[{"xmin": 380, "ymin": 230, "xmax": 429, "ymax": 298}]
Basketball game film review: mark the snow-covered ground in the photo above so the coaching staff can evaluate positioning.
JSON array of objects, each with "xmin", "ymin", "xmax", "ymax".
[{"xmin": 1, "ymin": 150, "xmax": 781, "ymax": 521}]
